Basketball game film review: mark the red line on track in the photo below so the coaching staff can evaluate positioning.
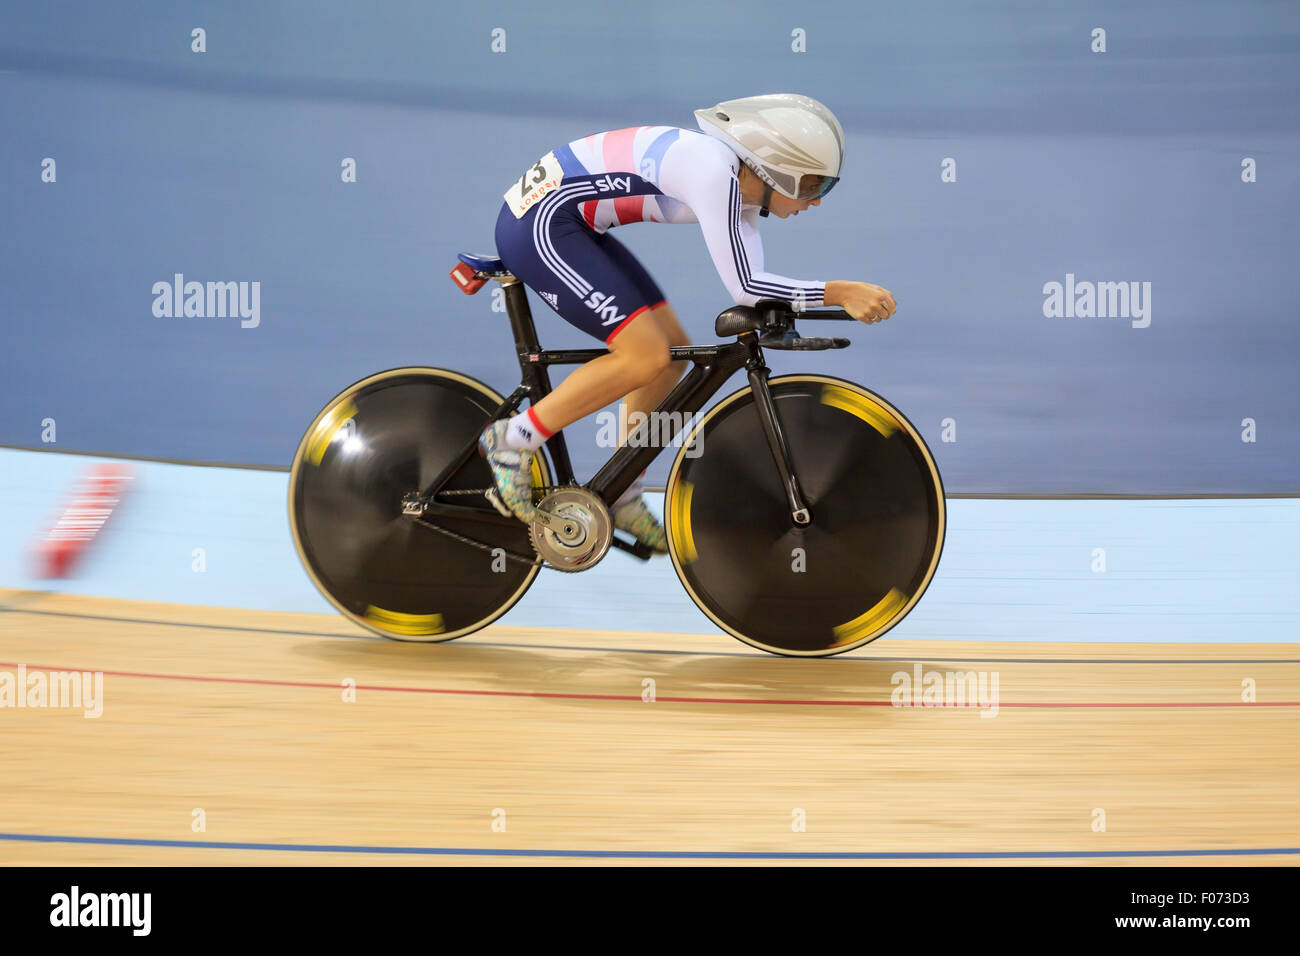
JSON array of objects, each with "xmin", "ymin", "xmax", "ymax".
[{"xmin": 1, "ymin": 660, "xmax": 1296, "ymax": 708}]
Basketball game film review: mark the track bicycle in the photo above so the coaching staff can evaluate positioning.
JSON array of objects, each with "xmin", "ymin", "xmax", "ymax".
[{"xmin": 287, "ymin": 253, "xmax": 945, "ymax": 657}]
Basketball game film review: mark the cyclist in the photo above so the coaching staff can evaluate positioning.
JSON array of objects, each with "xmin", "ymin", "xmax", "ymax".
[{"xmin": 481, "ymin": 93, "xmax": 897, "ymax": 553}]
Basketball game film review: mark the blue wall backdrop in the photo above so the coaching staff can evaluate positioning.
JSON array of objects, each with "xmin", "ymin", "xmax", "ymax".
[{"xmin": 2, "ymin": 0, "xmax": 1297, "ymax": 492}]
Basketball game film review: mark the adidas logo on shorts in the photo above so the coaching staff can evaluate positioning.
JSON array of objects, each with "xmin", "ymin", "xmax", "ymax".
[{"xmin": 539, "ymin": 291, "xmax": 559, "ymax": 308}]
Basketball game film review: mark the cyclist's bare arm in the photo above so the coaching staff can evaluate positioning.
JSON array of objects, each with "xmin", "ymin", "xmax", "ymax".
[{"xmin": 824, "ymin": 280, "xmax": 896, "ymax": 324}]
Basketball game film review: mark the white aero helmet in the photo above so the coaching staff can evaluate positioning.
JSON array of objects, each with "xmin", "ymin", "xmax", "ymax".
[{"xmin": 695, "ymin": 93, "xmax": 845, "ymax": 205}]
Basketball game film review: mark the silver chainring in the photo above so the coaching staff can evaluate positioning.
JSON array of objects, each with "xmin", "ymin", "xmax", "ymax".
[{"xmin": 529, "ymin": 488, "xmax": 613, "ymax": 573}]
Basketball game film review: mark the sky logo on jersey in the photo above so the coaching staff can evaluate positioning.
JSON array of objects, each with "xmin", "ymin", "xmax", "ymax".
[
  {"xmin": 584, "ymin": 290, "xmax": 627, "ymax": 326},
  {"xmin": 593, "ymin": 174, "xmax": 632, "ymax": 194}
]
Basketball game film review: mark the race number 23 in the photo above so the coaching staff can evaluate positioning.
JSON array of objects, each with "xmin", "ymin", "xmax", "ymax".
[{"xmin": 505, "ymin": 151, "xmax": 564, "ymax": 218}]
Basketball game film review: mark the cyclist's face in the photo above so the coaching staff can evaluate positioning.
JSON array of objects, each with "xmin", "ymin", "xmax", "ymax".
[
  {"xmin": 767, "ymin": 190, "xmax": 820, "ymax": 218},
  {"xmin": 739, "ymin": 166, "xmax": 822, "ymax": 217}
]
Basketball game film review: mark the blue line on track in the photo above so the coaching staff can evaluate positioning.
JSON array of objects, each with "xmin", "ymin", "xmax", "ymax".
[{"xmin": 2, "ymin": 832, "xmax": 1297, "ymax": 860}]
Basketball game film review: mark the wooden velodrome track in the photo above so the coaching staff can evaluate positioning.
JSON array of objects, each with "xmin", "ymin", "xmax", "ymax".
[{"xmin": 1, "ymin": 586, "xmax": 1297, "ymax": 866}]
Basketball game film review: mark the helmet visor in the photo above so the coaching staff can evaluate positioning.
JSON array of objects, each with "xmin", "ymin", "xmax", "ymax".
[{"xmin": 796, "ymin": 173, "xmax": 839, "ymax": 201}]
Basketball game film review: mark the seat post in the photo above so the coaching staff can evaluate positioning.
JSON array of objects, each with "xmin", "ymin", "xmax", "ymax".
[
  {"xmin": 501, "ymin": 279, "xmax": 541, "ymax": 356},
  {"xmin": 498, "ymin": 275, "xmax": 579, "ymax": 484}
]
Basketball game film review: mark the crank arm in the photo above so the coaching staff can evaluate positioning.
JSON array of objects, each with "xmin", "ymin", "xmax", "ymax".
[
  {"xmin": 531, "ymin": 504, "xmax": 571, "ymax": 533},
  {"xmin": 609, "ymin": 534, "xmax": 653, "ymax": 562}
]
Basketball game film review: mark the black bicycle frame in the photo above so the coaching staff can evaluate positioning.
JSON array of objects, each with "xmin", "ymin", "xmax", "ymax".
[{"xmin": 417, "ymin": 278, "xmax": 811, "ymax": 547}]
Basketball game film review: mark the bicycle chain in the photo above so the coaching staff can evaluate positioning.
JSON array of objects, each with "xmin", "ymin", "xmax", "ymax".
[
  {"xmin": 411, "ymin": 514, "xmax": 543, "ymax": 568},
  {"xmin": 432, "ymin": 486, "xmax": 562, "ymax": 497}
]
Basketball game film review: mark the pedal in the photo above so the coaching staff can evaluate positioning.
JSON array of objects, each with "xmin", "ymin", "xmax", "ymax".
[{"xmin": 401, "ymin": 494, "xmax": 428, "ymax": 517}]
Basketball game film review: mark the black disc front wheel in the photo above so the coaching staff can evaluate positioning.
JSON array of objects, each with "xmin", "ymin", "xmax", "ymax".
[
  {"xmin": 665, "ymin": 374, "xmax": 945, "ymax": 657},
  {"xmin": 288, "ymin": 367, "xmax": 549, "ymax": 641}
]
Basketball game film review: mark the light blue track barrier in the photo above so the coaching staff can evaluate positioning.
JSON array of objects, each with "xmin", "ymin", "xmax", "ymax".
[{"xmin": 1, "ymin": 449, "xmax": 1296, "ymax": 643}]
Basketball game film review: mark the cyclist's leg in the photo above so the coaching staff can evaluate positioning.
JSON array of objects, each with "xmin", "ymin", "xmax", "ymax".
[
  {"xmin": 580, "ymin": 231, "xmax": 683, "ymax": 552},
  {"xmin": 487, "ymin": 196, "xmax": 676, "ymax": 526},
  {"xmin": 495, "ymin": 198, "xmax": 677, "ymax": 432},
  {"xmin": 593, "ymin": 230, "xmax": 692, "ymax": 449},
  {"xmin": 529, "ymin": 301, "xmax": 674, "ymax": 427},
  {"xmin": 618, "ymin": 304, "xmax": 688, "ymax": 440}
]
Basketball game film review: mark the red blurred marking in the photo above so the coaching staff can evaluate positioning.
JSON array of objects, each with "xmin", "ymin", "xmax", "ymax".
[{"xmin": 32, "ymin": 463, "xmax": 134, "ymax": 578}]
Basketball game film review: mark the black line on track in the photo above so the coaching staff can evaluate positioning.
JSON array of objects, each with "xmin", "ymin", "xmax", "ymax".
[{"xmin": 3, "ymin": 605, "xmax": 1298, "ymax": 664}]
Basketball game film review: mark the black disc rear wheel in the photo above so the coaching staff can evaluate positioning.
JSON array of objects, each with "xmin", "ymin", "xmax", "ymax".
[
  {"xmin": 665, "ymin": 374, "xmax": 945, "ymax": 657},
  {"xmin": 288, "ymin": 367, "xmax": 548, "ymax": 641}
]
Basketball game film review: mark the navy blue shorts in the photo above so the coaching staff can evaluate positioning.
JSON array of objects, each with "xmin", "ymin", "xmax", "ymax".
[{"xmin": 494, "ymin": 196, "xmax": 666, "ymax": 344}]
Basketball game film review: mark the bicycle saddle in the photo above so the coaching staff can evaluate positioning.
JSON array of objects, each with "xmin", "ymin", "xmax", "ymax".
[{"xmin": 457, "ymin": 252, "xmax": 509, "ymax": 275}]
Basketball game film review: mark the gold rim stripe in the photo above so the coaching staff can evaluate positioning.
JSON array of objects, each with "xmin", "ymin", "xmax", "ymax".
[
  {"xmin": 820, "ymin": 384, "xmax": 898, "ymax": 437},
  {"xmin": 669, "ymin": 480, "xmax": 698, "ymax": 565},
  {"xmin": 830, "ymin": 587, "xmax": 906, "ymax": 647},
  {"xmin": 364, "ymin": 605, "xmax": 446, "ymax": 636},
  {"xmin": 306, "ymin": 397, "xmax": 359, "ymax": 466}
]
